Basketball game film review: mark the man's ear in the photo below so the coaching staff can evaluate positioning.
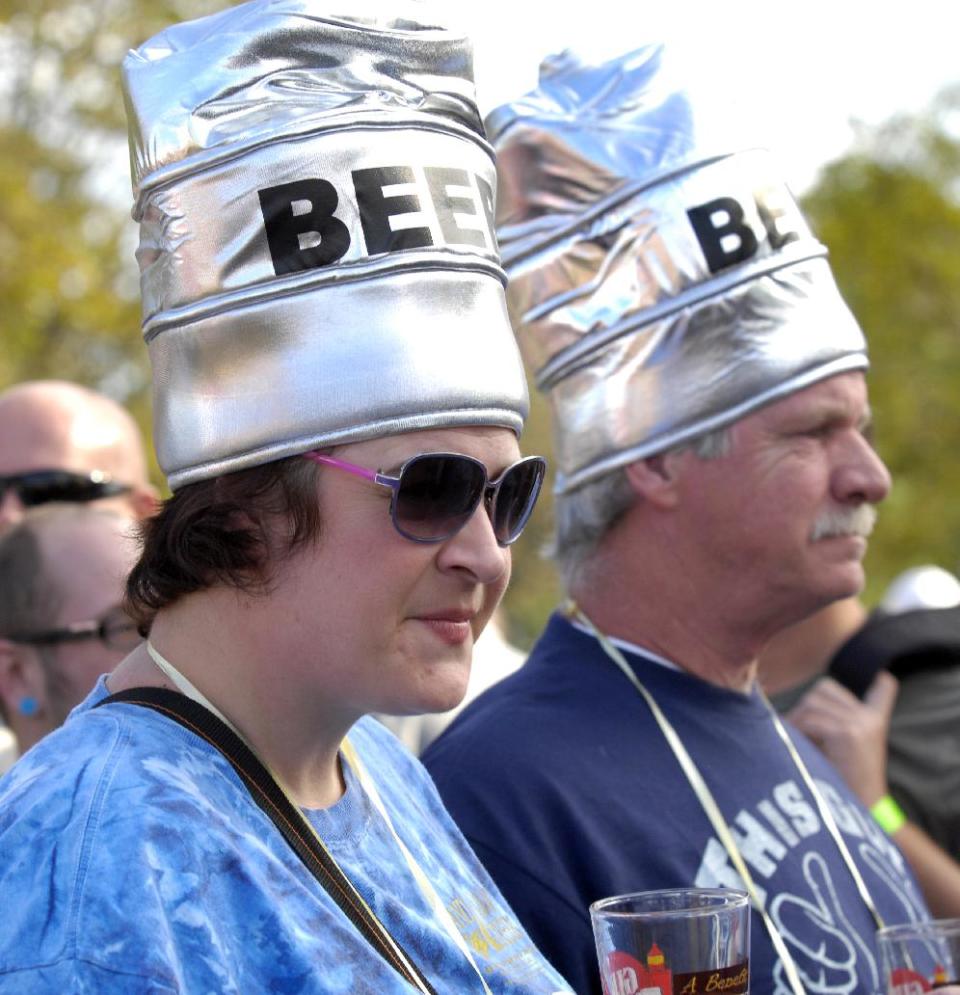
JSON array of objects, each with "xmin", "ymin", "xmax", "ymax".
[
  {"xmin": 624, "ymin": 451, "xmax": 684, "ymax": 510},
  {"xmin": 0, "ymin": 639, "xmax": 46, "ymax": 725}
]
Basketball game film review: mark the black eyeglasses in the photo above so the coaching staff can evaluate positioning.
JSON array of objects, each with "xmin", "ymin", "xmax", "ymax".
[
  {"xmin": 304, "ymin": 451, "xmax": 547, "ymax": 546},
  {"xmin": 6, "ymin": 605, "xmax": 142, "ymax": 653},
  {"xmin": 0, "ymin": 469, "xmax": 132, "ymax": 508}
]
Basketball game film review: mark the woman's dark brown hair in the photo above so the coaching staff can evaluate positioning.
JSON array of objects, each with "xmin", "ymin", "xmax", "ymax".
[{"xmin": 126, "ymin": 456, "xmax": 322, "ymax": 634}]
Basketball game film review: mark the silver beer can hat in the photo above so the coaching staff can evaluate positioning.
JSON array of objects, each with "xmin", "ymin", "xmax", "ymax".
[
  {"xmin": 488, "ymin": 45, "xmax": 867, "ymax": 495},
  {"xmin": 123, "ymin": 0, "xmax": 528, "ymax": 489}
]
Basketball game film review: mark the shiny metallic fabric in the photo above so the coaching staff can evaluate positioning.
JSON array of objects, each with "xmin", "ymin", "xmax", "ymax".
[
  {"xmin": 123, "ymin": 1, "xmax": 527, "ymax": 489},
  {"xmin": 489, "ymin": 47, "xmax": 867, "ymax": 494}
]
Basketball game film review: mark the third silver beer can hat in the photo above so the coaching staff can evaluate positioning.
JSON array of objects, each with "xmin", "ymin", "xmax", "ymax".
[
  {"xmin": 123, "ymin": 0, "xmax": 527, "ymax": 489},
  {"xmin": 488, "ymin": 45, "xmax": 867, "ymax": 494}
]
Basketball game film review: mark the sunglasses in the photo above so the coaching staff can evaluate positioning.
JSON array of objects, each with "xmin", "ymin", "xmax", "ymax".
[
  {"xmin": 0, "ymin": 469, "xmax": 132, "ymax": 508},
  {"xmin": 6, "ymin": 605, "xmax": 142, "ymax": 653},
  {"xmin": 304, "ymin": 451, "xmax": 546, "ymax": 546}
]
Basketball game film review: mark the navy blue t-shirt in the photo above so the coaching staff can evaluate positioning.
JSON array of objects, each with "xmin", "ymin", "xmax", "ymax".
[{"xmin": 424, "ymin": 614, "xmax": 929, "ymax": 995}]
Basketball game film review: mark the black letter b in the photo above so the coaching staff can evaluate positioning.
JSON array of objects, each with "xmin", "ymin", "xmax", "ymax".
[
  {"xmin": 258, "ymin": 180, "xmax": 350, "ymax": 275},
  {"xmin": 687, "ymin": 197, "xmax": 758, "ymax": 274}
]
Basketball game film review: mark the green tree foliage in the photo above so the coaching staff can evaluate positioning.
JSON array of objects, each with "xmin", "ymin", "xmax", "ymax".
[
  {"xmin": 0, "ymin": 0, "xmax": 229, "ymax": 475},
  {"xmin": 802, "ymin": 90, "xmax": 960, "ymax": 598},
  {"xmin": 0, "ymin": 125, "xmax": 141, "ymax": 392},
  {"xmin": 0, "ymin": 0, "xmax": 227, "ymax": 135}
]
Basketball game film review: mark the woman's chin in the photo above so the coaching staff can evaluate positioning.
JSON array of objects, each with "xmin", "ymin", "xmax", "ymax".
[{"xmin": 387, "ymin": 666, "xmax": 472, "ymax": 718}]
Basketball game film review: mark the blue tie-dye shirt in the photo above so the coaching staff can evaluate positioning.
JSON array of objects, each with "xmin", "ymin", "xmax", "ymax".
[{"xmin": 0, "ymin": 678, "xmax": 574, "ymax": 994}]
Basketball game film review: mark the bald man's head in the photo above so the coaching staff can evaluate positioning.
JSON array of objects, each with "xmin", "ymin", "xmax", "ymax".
[{"xmin": 0, "ymin": 380, "xmax": 158, "ymax": 530}]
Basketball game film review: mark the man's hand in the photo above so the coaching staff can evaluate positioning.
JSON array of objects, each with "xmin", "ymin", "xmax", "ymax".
[{"xmin": 786, "ymin": 671, "xmax": 898, "ymax": 807}]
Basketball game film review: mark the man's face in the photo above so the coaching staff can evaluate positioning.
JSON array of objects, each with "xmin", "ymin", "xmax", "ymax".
[
  {"xmin": 0, "ymin": 386, "xmax": 147, "ymax": 532},
  {"xmin": 34, "ymin": 514, "xmax": 140, "ymax": 728},
  {"xmin": 671, "ymin": 371, "xmax": 891, "ymax": 633}
]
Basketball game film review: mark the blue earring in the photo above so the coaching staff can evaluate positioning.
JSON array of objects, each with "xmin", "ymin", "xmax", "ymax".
[{"xmin": 18, "ymin": 696, "xmax": 39, "ymax": 718}]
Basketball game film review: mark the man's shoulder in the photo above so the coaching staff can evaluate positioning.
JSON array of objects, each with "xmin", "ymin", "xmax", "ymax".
[
  {"xmin": 422, "ymin": 617, "xmax": 689, "ymax": 857},
  {"xmin": 423, "ymin": 620, "xmax": 604, "ymax": 777},
  {"xmin": 424, "ymin": 612, "xmax": 723, "ymax": 771}
]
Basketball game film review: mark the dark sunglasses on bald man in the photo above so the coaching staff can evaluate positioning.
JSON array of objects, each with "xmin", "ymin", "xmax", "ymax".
[
  {"xmin": 0, "ymin": 469, "xmax": 132, "ymax": 508},
  {"xmin": 304, "ymin": 451, "xmax": 546, "ymax": 546}
]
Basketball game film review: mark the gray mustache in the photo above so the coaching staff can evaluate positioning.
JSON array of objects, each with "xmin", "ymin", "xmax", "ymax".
[{"xmin": 810, "ymin": 504, "xmax": 877, "ymax": 542}]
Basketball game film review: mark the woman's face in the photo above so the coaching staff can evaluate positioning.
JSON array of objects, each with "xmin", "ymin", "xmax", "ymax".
[{"xmin": 268, "ymin": 425, "xmax": 523, "ymax": 721}]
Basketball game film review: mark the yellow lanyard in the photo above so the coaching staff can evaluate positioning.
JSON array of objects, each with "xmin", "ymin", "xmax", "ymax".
[{"xmin": 568, "ymin": 605, "xmax": 886, "ymax": 995}]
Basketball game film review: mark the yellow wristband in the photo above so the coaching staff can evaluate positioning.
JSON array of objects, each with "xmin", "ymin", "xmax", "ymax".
[{"xmin": 871, "ymin": 794, "xmax": 906, "ymax": 834}]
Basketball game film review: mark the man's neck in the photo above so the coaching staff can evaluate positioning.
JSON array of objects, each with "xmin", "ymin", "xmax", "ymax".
[{"xmin": 571, "ymin": 558, "xmax": 761, "ymax": 693}]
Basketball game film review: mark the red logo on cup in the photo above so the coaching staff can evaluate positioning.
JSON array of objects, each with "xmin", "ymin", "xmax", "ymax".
[
  {"xmin": 603, "ymin": 945, "xmax": 674, "ymax": 995},
  {"xmin": 603, "ymin": 950, "xmax": 652, "ymax": 995},
  {"xmin": 889, "ymin": 967, "xmax": 933, "ymax": 995}
]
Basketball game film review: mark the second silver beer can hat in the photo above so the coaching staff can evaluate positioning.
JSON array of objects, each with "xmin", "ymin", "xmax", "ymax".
[
  {"xmin": 488, "ymin": 46, "xmax": 868, "ymax": 495},
  {"xmin": 123, "ymin": 0, "xmax": 528, "ymax": 489}
]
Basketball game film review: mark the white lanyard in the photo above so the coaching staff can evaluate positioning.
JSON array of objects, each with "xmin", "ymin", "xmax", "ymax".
[
  {"xmin": 341, "ymin": 737, "xmax": 495, "ymax": 995},
  {"xmin": 569, "ymin": 605, "xmax": 886, "ymax": 995},
  {"xmin": 146, "ymin": 642, "xmax": 494, "ymax": 995}
]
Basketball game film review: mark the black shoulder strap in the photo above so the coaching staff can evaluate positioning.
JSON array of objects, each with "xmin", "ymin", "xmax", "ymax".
[{"xmin": 96, "ymin": 687, "xmax": 436, "ymax": 995}]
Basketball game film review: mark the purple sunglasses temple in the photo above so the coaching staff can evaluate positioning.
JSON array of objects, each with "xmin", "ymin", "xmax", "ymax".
[{"xmin": 303, "ymin": 453, "xmax": 398, "ymax": 490}]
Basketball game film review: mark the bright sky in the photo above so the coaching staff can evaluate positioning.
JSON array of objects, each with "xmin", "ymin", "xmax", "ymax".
[
  {"xmin": 456, "ymin": 0, "xmax": 960, "ymax": 191},
  {"xmin": 72, "ymin": 2, "xmax": 960, "ymax": 207}
]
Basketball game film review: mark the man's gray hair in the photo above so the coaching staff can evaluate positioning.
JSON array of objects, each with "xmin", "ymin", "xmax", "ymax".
[{"xmin": 551, "ymin": 427, "xmax": 732, "ymax": 590}]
